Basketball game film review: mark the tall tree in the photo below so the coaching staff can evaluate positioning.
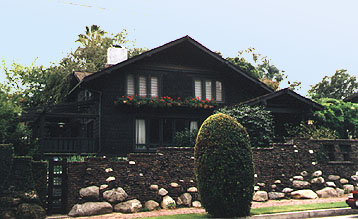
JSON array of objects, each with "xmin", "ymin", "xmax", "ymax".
[
  {"xmin": 2, "ymin": 25, "xmax": 147, "ymax": 108},
  {"xmin": 225, "ymin": 48, "xmax": 300, "ymax": 91},
  {"xmin": 308, "ymin": 69, "xmax": 358, "ymax": 100}
]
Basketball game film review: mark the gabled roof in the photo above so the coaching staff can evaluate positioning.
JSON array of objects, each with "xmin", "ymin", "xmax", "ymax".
[
  {"xmin": 69, "ymin": 35, "xmax": 273, "ymax": 94},
  {"xmin": 74, "ymin": 72, "xmax": 93, "ymax": 82},
  {"xmin": 242, "ymin": 88, "xmax": 324, "ymax": 111}
]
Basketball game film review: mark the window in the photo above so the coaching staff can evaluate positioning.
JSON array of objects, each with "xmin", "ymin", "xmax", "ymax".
[
  {"xmin": 150, "ymin": 77, "xmax": 158, "ymax": 97},
  {"xmin": 135, "ymin": 119, "xmax": 146, "ymax": 145},
  {"xmin": 190, "ymin": 121, "xmax": 198, "ymax": 132},
  {"xmin": 194, "ymin": 79, "xmax": 223, "ymax": 102},
  {"xmin": 194, "ymin": 80, "xmax": 202, "ymax": 99},
  {"xmin": 139, "ymin": 76, "xmax": 147, "ymax": 97},
  {"xmin": 135, "ymin": 118, "xmax": 201, "ymax": 150},
  {"xmin": 216, "ymin": 81, "xmax": 223, "ymax": 102},
  {"xmin": 127, "ymin": 74, "xmax": 135, "ymax": 96},
  {"xmin": 205, "ymin": 80, "xmax": 212, "ymax": 100},
  {"xmin": 127, "ymin": 74, "xmax": 159, "ymax": 97}
]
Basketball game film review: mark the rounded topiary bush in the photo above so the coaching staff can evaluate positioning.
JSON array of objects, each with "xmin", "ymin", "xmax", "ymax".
[{"xmin": 194, "ymin": 113, "xmax": 254, "ymax": 218}]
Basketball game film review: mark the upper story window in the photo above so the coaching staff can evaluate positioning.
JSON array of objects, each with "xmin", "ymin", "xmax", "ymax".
[
  {"xmin": 194, "ymin": 79, "xmax": 223, "ymax": 102},
  {"xmin": 127, "ymin": 74, "xmax": 159, "ymax": 97}
]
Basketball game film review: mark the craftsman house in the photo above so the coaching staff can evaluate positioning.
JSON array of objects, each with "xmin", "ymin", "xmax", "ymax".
[{"xmin": 27, "ymin": 36, "xmax": 322, "ymax": 156}]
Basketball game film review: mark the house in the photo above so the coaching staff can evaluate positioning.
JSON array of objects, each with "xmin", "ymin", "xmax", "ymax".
[{"xmin": 26, "ymin": 36, "xmax": 322, "ymax": 156}]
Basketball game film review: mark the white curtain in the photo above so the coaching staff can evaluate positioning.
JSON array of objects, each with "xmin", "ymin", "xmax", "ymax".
[
  {"xmin": 136, "ymin": 119, "xmax": 146, "ymax": 144},
  {"xmin": 139, "ymin": 76, "xmax": 147, "ymax": 97},
  {"xmin": 127, "ymin": 74, "xmax": 135, "ymax": 96},
  {"xmin": 205, "ymin": 80, "xmax": 212, "ymax": 100},
  {"xmin": 190, "ymin": 121, "xmax": 198, "ymax": 132},
  {"xmin": 194, "ymin": 80, "xmax": 202, "ymax": 99},
  {"xmin": 216, "ymin": 81, "xmax": 223, "ymax": 101},
  {"xmin": 151, "ymin": 76, "xmax": 158, "ymax": 97}
]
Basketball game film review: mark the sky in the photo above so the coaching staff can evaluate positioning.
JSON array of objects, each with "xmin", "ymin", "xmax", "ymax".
[{"xmin": 1, "ymin": 0, "xmax": 358, "ymax": 96}]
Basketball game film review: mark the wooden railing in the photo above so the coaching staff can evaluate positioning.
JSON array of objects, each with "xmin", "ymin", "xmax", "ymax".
[{"xmin": 42, "ymin": 137, "xmax": 98, "ymax": 153}]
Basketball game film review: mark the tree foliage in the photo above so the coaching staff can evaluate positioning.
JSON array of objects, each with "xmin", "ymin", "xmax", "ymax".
[
  {"xmin": 194, "ymin": 113, "xmax": 254, "ymax": 217},
  {"xmin": 0, "ymin": 88, "xmax": 32, "ymax": 155},
  {"xmin": 224, "ymin": 48, "xmax": 301, "ymax": 91},
  {"xmin": 308, "ymin": 69, "xmax": 358, "ymax": 100},
  {"xmin": 314, "ymin": 98, "xmax": 358, "ymax": 139},
  {"xmin": 215, "ymin": 105, "xmax": 274, "ymax": 147},
  {"xmin": 1, "ymin": 25, "xmax": 147, "ymax": 108}
]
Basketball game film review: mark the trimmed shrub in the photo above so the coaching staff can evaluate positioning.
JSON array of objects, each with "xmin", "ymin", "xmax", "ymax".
[
  {"xmin": 194, "ymin": 113, "xmax": 254, "ymax": 218},
  {"xmin": 215, "ymin": 105, "xmax": 274, "ymax": 147}
]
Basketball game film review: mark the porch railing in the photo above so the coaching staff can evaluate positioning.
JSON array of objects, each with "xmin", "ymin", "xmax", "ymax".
[{"xmin": 42, "ymin": 137, "xmax": 98, "ymax": 153}]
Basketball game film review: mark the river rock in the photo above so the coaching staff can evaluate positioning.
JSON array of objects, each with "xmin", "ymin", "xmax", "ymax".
[
  {"xmin": 328, "ymin": 175, "xmax": 340, "ymax": 181},
  {"xmin": 145, "ymin": 200, "xmax": 160, "ymax": 211},
  {"xmin": 282, "ymin": 188, "xmax": 293, "ymax": 193},
  {"xmin": 268, "ymin": 192, "xmax": 285, "ymax": 200},
  {"xmin": 316, "ymin": 187, "xmax": 338, "ymax": 198},
  {"xmin": 179, "ymin": 193, "xmax": 192, "ymax": 207},
  {"xmin": 79, "ymin": 186, "xmax": 99, "ymax": 200},
  {"xmin": 293, "ymin": 176, "xmax": 304, "ymax": 181},
  {"xmin": 103, "ymin": 187, "xmax": 128, "ymax": 203},
  {"xmin": 114, "ymin": 199, "xmax": 142, "ymax": 213},
  {"xmin": 312, "ymin": 170, "xmax": 322, "ymax": 177},
  {"xmin": 253, "ymin": 191, "xmax": 268, "ymax": 202},
  {"xmin": 336, "ymin": 188, "xmax": 345, "ymax": 196},
  {"xmin": 292, "ymin": 180, "xmax": 310, "ymax": 189},
  {"xmin": 158, "ymin": 188, "xmax": 168, "ymax": 196},
  {"xmin": 351, "ymin": 175, "xmax": 358, "ymax": 181},
  {"xmin": 291, "ymin": 190, "xmax": 318, "ymax": 199},
  {"xmin": 149, "ymin": 184, "xmax": 159, "ymax": 191},
  {"xmin": 192, "ymin": 201, "xmax": 202, "ymax": 208},
  {"xmin": 187, "ymin": 187, "xmax": 198, "ymax": 193},
  {"xmin": 340, "ymin": 178, "xmax": 349, "ymax": 184},
  {"xmin": 161, "ymin": 196, "xmax": 176, "ymax": 209},
  {"xmin": 311, "ymin": 177, "xmax": 325, "ymax": 184},
  {"xmin": 301, "ymin": 171, "xmax": 308, "ymax": 177},
  {"xmin": 343, "ymin": 184, "xmax": 355, "ymax": 193},
  {"xmin": 325, "ymin": 181, "xmax": 336, "ymax": 188},
  {"xmin": 68, "ymin": 202, "xmax": 112, "ymax": 217}
]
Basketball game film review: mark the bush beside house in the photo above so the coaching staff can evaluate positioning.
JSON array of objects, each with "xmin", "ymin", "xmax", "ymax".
[{"xmin": 195, "ymin": 113, "xmax": 254, "ymax": 218}]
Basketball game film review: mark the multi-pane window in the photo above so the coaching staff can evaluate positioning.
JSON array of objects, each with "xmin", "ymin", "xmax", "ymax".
[
  {"xmin": 150, "ymin": 77, "xmax": 158, "ymax": 97},
  {"xmin": 194, "ymin": 79, "xmax": 223, "ymax": 102},
  {"xmin": 205, "ymin": 80, "xmax": 212, "ymax": 100},
  {"xmin": 135, "ymin": 118, "xmax": 200, "ymax": 150},
  {"xmin": 135, "ymin": 119, "xmax": 146, "ymax": 145},
  {"xmin": 127, "ymin": 74, "xmax": 135, "ymax": 96},
  {"xmin": 194, "ymin": 80, "xmax": 202, "ymax": 99},
  {"xmin": 139, "ymin": 76, "xmax": 147, "ymax": 97},
  {"xmin": 216, "ymin": 81, "xmax": 223, "ymax": 102},
  {"xmin": 127, "ymin": 74, "xmax": 159, "ymax": 97}
]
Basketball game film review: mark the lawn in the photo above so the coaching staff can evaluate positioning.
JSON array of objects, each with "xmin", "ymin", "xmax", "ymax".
[{"xmin": 136, "ymin": 201, "xmax": 348, "ymax": 219}]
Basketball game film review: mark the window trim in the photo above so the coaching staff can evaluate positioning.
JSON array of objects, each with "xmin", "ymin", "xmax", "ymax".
[
  {"xmin": 126, "ymin": 73, "xmax": 161, "ymax": 98},
  {"xmin": 193, "ymin": 78, "xmax": 224, "ymax": 102}
]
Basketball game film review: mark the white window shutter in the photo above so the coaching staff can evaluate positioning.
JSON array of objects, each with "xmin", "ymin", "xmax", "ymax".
[
  {"xmin": 216, "ymin": 81, "xmax": 223, "ymax": 101},
  {"xmin": 194, "ymin": 80, "xmax": 202, "ymax": 100},
  {"xmin": 139, "ymin": 76, "xmax": 147, "ymax": 97},
  {"xmin": 151, "ymin": 77, "xmax": 158, "ymax": 97},
  {"xmin": 127, "ymin": 74, "xmax": 135, "ymax": 96},
  {"xmin": 205, "ymin": 80, "xmax": 212, "ymax": 100},
  {"xmin": 136, "ymin": 119, "xmax": 146, "ymax": 144}
]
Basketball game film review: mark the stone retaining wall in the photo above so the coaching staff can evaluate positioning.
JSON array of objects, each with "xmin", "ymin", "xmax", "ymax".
[{"xmin": 66, "ymin": 139, "xmax": 358, "ymax": 212}]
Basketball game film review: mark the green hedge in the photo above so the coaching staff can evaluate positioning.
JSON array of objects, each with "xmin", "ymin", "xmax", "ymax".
[{"xmin": 195, "ymin": 113, "xmax": 254, "ymax": 217}]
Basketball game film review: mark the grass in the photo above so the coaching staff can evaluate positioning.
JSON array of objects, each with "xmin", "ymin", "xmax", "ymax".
[{"xmin": 136, "ymin": 201, "xmax": 348, "ymax": 219}]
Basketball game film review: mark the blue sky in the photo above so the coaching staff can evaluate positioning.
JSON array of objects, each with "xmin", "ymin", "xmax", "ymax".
[{"xmin": 1, "ymin": 0, "xmax": 358, "ymax": 95}]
